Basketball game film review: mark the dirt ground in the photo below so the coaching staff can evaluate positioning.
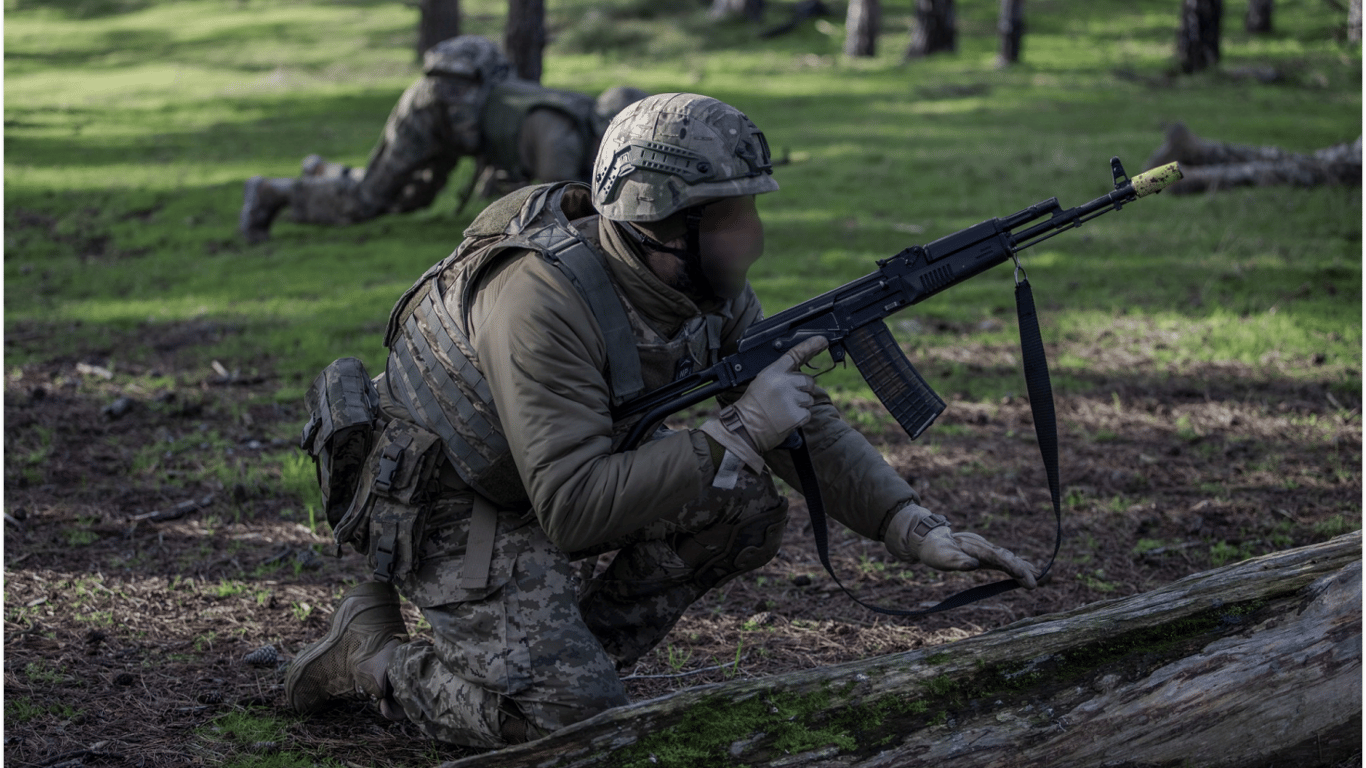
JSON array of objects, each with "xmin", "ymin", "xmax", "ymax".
[{"xmin": 3, "ymin": 319, "xmax": 1360, "ymax": 768}]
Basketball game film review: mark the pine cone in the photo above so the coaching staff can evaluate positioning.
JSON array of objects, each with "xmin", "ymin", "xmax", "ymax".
[{"xmin": 242, "ymin": 645, "xmax": 280, "ymax": 668}]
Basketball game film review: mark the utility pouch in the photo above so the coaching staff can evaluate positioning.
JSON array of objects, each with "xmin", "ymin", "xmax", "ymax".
[
  {"xmin": 346, "ymin": 419, "xmax": 444, "ymax": 583},
  {"xmin": 299, "ymin": 357, "xmax": 381, "ymax": 529}
]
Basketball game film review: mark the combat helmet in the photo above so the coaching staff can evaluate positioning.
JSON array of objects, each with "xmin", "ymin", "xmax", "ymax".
[
  {"xmin": 592, "ymin": 93, "xmax": 778, "ymax": 222},
  {"xmin": 594, "ymin": 86, "xmax": 650, "ymax": 124},
  {"xmin": 422, "ymin": 35, "xmax": 510, "ymax": 84}
]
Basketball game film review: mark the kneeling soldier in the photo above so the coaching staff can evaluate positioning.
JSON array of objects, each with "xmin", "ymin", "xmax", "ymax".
[{"xmin": 286, "ymin": 92, "xmax": 1040, "ymax": 747}]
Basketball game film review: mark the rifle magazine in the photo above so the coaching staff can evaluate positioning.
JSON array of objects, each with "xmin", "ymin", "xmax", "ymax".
[{"xmin": 845, "ymin": 322, "xmax": 946, "ymax": 440}]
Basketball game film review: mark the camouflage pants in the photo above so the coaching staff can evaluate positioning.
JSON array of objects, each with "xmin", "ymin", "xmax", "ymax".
[
  {"xmin": 380, "ymin": 464, "xmax": 788, "ymax": 748},
  {"xmin": 288, "ymin": 75, "xmax": 483, "ymax": 226}
]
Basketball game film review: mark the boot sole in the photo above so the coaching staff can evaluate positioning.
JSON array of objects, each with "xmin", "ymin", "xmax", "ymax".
[{"xmin": 284, "ymin": 581, "xmax": 398, "ymax": 715}]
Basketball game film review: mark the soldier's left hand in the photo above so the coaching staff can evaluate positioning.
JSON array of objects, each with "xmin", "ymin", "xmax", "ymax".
[{"xmin": 884, "ymin": 504, "xmax": 1040, "ymax": 589}]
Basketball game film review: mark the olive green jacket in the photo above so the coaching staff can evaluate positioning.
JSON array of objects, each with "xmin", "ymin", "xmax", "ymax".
[{"xmin": 458, "ymin": 218, "xmax": 920, "ymax": 554}]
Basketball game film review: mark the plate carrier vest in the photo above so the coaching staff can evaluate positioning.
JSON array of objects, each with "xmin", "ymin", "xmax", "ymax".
[{"xmin": 381, "ymin": 181, "xmax": 721, "ymax": 509}]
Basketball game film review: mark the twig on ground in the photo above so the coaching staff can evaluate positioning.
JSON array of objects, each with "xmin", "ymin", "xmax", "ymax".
[
  {"xmin": 130, "ymin": 494, "xmax": 216, "ymax": 523},
  {"xmin": 621, "ymin": 654, "xmax": 749, "ymax": 681}
]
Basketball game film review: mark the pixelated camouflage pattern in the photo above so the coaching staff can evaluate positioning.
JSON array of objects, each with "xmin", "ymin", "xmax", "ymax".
[
  {"xmin": 577, "ymin": 459, "xmax": 787, "ymax": 669},
  {"xmin": 592, "ymin": 92, "xmax": 779, "ymax": 222},
  {"xmin": 421, "ymin": 35, "xmax": 510, "ymax": 83},
  {"xmin": 380, "ymin": 454, "xmax": 786, "ymax": 747},
  {"xmin": 384, "ymin": 497, "xmax": 626, "ymax": 748},
  {"xmin": 593, "ymin": 86, "xmax": 651, "ymax": 125},
  {"xmin": 288, "ymin": 76, "xmax": 484, "ymax": 225}
]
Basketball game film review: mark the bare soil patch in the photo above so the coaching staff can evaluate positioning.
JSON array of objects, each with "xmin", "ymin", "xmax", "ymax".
[{"xmin": 4, "ymin": 321, "xmax": 1360, "ymax": 767}]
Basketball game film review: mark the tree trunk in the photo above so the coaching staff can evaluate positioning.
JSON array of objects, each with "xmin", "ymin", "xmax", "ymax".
[
  {"xmin": 904, "ymin": 0, "xmax": 955, "ymax": 58},
  {"xmin": 996, "ymin": 0, "xmax": 1024, "ymax": 66},
  {"xmin": 505, "ymin": 0, "xmax": 546, "ymax": 82},
  {"xmin": 417, "ymin": 0, "xmax": 461, "ymax": 61},
  {"xmin": 1245, "ymin": 0, "xmax": 1273, "ymax": 32},
  {"xmin": 1350, "ymin": 0, "xmax": 1362, "ymax": 43},
  {"xmin": 844, "ymin": 0, "xmax": 880, "ymax": 57},
  {"xmin": 437, "ymin": 532, "xmax": 1362, "ymax": 768},
  {"xmin": 709, "ymin": 0, "xmax": 765, "ymax": 22},
  {"xmin": 1177, "ymin": 0, "xmax": 1222, "ymax": 74}
]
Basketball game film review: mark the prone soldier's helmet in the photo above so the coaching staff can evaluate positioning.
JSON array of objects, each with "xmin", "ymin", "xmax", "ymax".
[
  {"xmin": 422, "ymin": 35, "xmax": 510, "ymax": 84},
  {"xmin": 593, "ymin": 86, "xmax": 650, "ymax": 124},
  {"xmin": 592, "ymin": 93, "xmax": 778, "ymax": 222}
]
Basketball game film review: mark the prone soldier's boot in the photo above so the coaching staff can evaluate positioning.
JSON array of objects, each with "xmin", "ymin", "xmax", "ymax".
[
  {"xmin": 239, "ymin": 176, "xmax": 296, "ymax": 244},
  {"xmin": 285, "ymin": 581, "xmax": 409, "ymax": 719}
]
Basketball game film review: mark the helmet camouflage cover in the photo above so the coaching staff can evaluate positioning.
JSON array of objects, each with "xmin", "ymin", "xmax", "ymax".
[
  {"xmin": 422, "ymin": 35, "xmax": 510, "ymax": 83},
  {"xmin": 592, "ymin": 93, "xmax": 779, "ymax": 222}
]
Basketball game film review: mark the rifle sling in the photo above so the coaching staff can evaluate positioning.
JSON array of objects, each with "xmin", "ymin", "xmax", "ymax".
[{"xmin": 791, "ymin": 276, "xmax": 1062, "ymax": 617}]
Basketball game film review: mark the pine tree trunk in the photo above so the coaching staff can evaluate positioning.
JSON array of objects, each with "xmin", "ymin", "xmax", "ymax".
[
  {"xmin": 1245, "ymin": 0, "xmax": 1272, "ymax": 33},
  {"xmin": 1177, "ymin": 0, "xmax": 1223, "ymax": 74},
  {"xmin": 417, "ymin": 0, "xmax": 461, "ymax": 61},
  {"xmin": 1350, "ymin": 0, "xmax": 1362, "ymax": 43},
  {"xmin": 844, "ymin": 0, "xmax": 880, "ymax": 57},
  {"xmin": 505, "ymin": 0, "xmax": 546, "ymax": 82},
  {"xmin": 997, "ymin": 0, "xmax": 1024, "ymax": 66},
  {"xmin": 904, "ymin": 0, "xmax": 955, "ymax": 58},
  {"xmin": 437, "ymin": 533, "xmax": 1362, "ymax": 768}
]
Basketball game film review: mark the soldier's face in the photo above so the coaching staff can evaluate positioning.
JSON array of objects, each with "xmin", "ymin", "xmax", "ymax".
[{"xmin": 698, "ymin": 195, "xmax": 764, "ymax": 301}]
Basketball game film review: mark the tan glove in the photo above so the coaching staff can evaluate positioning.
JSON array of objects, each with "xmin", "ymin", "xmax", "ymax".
[
  {"xmin": 884, "ymin": 503, "xmax": 1040, "ymax": 589},
  {"xmin": 699, "ymin": 336, "xmax": 828, "ymax": 474}
]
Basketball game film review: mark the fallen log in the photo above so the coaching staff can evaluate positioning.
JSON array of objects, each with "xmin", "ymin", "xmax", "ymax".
[
  {"xmin": 1145, "ymin": 123, "xmax": 1362, "ymax": 195},
  {"xmin": 440, "ymin": 532, "xmax": 1362, "ymax": 768}
]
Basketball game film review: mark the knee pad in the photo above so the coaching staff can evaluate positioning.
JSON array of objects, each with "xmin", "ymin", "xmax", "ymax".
[{"xmin": 672, "ymin": 495, "xmax": 788, "ymax": 591}]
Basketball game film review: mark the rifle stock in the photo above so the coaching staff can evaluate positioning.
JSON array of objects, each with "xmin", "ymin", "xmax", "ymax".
[{"xmin": 613, "ymin": 158, "xmax": 1181, "ymax": 449}]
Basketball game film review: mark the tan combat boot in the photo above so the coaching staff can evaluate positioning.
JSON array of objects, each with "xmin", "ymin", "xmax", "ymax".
[
  {"xmin": 239, "ymin": 176, "xmax": 296, "ymax": 244},
  {"xmin": 284, "ymin": 581, "xmax": 409, "ymax": 716}
]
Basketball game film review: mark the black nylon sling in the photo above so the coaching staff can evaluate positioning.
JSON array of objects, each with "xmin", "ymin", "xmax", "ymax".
[{"xmin": 790, "ymin": 274, "xmax": 1062, "ymax": 617}]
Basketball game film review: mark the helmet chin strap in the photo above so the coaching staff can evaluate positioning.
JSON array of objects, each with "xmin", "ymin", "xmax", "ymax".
[{"xmin": 624, "ymin": 207, "xmax": 715, "ymax": 299}]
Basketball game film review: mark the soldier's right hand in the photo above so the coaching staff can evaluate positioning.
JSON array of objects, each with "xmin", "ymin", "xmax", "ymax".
[{"xmin": 700, "ymin": 336, "xmax": 828, "ymax": 472}]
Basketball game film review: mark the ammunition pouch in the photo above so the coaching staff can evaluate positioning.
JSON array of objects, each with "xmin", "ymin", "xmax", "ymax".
[
  {"xmin": 332, "ymin": 419, "xmax": 445, "ymax": 583},
  {"xmin": 299, "ymin": 357, "xmax": 381, "ymax": 529}
]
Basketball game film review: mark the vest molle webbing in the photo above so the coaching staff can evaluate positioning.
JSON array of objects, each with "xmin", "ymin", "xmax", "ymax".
[{"xmin": 382, "ymin": 182, "xmax": 646, "ymax": 508}]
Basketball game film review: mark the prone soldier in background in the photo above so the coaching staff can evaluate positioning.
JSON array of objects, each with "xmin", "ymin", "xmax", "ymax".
[
  {"xmin": 286, "ymin": 93, "xmax": 1040, "ymax": 748},
  {"xmin": 238, "ymin": 35, "xmax": 647, "ymax": 243}
]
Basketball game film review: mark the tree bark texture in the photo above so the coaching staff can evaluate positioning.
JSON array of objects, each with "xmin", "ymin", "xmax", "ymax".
[
  {"xmin": 438, "ymin": 532, "xmax": 1362, "ymax": 768},
  {"xmin": 417, "ymin": 0, "xmax": 461, "ymax": 60},
  {"xmin": 905, "ymin": 0, "xmax": 955, "ymax": 58},
  {"xmin": 1177, "ymin": 0, "xmax": 1222, "ymax": 74},
  {"xmin": 1245, "ymin": 0, "xmax": 1273, "ymax": 33},
  {"xmin": 997, "ymin": 0, "xmax": 1024, "ymax": 66},
  {"xmin": 844, "ymin": 0, "xmax": 880, "ymax": 57},
  {"xmin": 505, "ymin": 0, "xmax": 546, "ymax": 82},
  {"xmin": 1350, "ymin": 0, "xmax": 1362, "ymax": 43}
]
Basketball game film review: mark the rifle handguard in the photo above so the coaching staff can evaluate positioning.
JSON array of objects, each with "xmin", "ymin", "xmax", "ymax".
[{"xmin": 844, "ymin": 321, "xmax": 946, "ymax": 440}]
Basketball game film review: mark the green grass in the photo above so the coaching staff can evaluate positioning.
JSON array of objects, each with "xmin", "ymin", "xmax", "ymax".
[{"xmin": 5, "ymin": 0, "xmax": 1360, "ymax": 411}]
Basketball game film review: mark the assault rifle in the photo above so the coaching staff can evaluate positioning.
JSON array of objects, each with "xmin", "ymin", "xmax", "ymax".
[
  {"xmin": 614, "ymin": 158, "xmax": 1182, "ymax": 448},
  {"xmin": 613, "ymin": 156, "xmax": 1181, "ymax": 616}
]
